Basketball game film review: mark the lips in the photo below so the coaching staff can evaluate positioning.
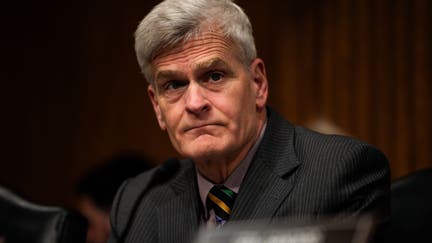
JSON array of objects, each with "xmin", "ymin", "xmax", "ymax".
[{"xmin": 183, "ymin": 123, "xmax": 222, "ymax": 132}]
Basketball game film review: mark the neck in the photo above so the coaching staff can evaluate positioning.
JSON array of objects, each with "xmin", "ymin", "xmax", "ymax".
[{"xmin": 195, "ymin": 149, "xmax": 248, "ymax": 184}]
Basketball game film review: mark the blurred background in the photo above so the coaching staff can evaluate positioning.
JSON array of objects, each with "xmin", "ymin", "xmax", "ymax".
[{"xmin": 1, "ymin": 0, "xmax": 431, "ymax": 210}]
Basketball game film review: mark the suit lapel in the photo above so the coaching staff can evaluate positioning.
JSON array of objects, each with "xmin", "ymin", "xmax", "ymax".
[
  {"xmin": 157, "ymin": 161, "xmax": 201, "ymax": 243},
  {"xmin": 230, "ymin": 108, "xmax": 301, "ymax": 223},
  {"xmin": 156, "ymin": 108, "xmax": 301, "ymax": 240}
]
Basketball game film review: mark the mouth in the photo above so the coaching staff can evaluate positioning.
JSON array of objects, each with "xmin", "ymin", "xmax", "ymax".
[{"xmin": 183, "ymin": 123, "xmax": 221, "ymax": 132}]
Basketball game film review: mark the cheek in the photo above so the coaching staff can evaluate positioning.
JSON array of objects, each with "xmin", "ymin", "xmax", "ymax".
[
  {"xmin": 218, "ymin": 82, "xmax": 252, "ymax": 109},
  {"xmin": 161, "ymin": 105, "xmax": 184, "ymax": 134},
  {"xmin": 218, "ymin": 97, "xmax": 255, "ymax": 136},
  {"xmin": 233, "ymin": 84, "xmax": 257, "ymax": 116},
  {"xmin": 234, "ymin": 87, "xmax": 260, "ymax": 133}
]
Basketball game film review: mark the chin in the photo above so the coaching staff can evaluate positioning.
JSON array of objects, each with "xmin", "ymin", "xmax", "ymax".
[
  {"xmin": 177, "ymin": 135, "xmax": 233, "ymax": 159},
  {"xmin": 181, "ymin": 144, "xmax": 226, "ymax": 161}
]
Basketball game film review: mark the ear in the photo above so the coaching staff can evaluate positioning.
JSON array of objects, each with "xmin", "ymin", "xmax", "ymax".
[
  {"xmin": 148, "ymin": 84, "xmax": 167, "ymax": 130},
  {"xmin": 249, "ymin": 58, "xmax": 268, "ymax": 111}
]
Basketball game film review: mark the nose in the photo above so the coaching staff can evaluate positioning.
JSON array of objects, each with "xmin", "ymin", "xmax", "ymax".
[{"xmin": 184, "ymin": 82, "xmax": 210, "ymax": 116}]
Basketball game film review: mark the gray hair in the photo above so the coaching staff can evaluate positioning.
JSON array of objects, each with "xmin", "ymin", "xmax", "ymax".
[{"xmin": 135, "ymin": 0, "xmax": 257, "ymax": 84}]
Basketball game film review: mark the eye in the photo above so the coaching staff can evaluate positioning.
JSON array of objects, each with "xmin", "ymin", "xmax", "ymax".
[
  {"xmin": 165, "ymin": 80, "xmax": 187, "ymax": 90},
  {"xmin": 209, "ymin": 72, "xmax": 223, "ymax": 82}
]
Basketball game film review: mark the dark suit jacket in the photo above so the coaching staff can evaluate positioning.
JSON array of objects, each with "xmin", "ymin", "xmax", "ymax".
[{"xmin": 108, "ymin": 108, "xmax": 390, "ymax": 243}]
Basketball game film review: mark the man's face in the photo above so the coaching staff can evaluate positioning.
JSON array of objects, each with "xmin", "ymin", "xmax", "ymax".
[{"xmin": 148, "ymin": 31, "xmax": 267, "ymax": 163}]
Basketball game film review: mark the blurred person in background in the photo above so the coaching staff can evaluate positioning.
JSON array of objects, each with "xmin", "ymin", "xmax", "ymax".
[{"xmin": 76, "ymin": 153, "xmax": 153, "ymax": 243}]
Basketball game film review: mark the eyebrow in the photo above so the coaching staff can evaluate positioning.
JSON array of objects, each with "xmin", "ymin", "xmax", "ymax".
[
  {"xmin": 155, "ymin": 70, "xmax": 184, "ymax": 83},
  {"xmin": 154, "ymin": 57, "xmax": 231, "ymax": 82},
  {"xmin": 195, "ymin": 58, "xmax": 229, "ymax": 71}
]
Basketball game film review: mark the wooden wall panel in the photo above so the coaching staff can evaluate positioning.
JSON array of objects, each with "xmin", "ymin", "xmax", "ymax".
[{"xmin": 271, "ymin": 0, "xmax": 431, "ymax": 179}]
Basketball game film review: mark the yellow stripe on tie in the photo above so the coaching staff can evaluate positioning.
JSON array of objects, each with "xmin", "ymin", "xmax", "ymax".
[{"xmin": 208, "ymin": 192, "xmax": 231, "ymax": 214}]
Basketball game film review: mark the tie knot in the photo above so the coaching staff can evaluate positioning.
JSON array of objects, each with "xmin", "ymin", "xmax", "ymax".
[{"xmin": 206, "ymin": 185, "xmax": 237, "ymax": 223}]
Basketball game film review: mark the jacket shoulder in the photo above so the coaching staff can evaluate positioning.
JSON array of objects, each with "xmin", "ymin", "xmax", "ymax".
[
  {"xmin": 109, "ymin": 159, "xmax": 193, "ymax": 241},
  {"xmin": 292, "ymin": 126, "xmax": 390, "ymax": 216},
  {"xmin": 293, "ymin": 126, "xmax": 382, "ymax": 161}
]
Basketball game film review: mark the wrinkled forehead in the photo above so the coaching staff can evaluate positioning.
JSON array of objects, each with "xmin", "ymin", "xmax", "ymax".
[{"xmin": 150, "ymin": 31, "xmax": 244, "ymax": 75}]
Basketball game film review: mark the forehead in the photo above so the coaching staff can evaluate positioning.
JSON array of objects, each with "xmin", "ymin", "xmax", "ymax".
[{"xmin": 151, "ymin": 31, "xmax": 240, "ymax": 72}]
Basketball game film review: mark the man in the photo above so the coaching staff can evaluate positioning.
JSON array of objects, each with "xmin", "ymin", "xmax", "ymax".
[{"xmin": 108, "ymin": 0, "xmax": 390, "ymax": 242}]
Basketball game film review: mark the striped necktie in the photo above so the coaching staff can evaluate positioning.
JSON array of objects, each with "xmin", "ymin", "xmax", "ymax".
[{"xmin": 206, "ymin": 185, "xmax": 237, "ymax": 225}]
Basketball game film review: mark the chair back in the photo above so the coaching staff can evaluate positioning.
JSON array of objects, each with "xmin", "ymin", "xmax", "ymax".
[
  {"xmin": 390, "ymin": 168, "xmax": 432, "ymax": 242},
  {"xmin": 0, "ymin": 186, "xmax": 87, "ymax": 243}
]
